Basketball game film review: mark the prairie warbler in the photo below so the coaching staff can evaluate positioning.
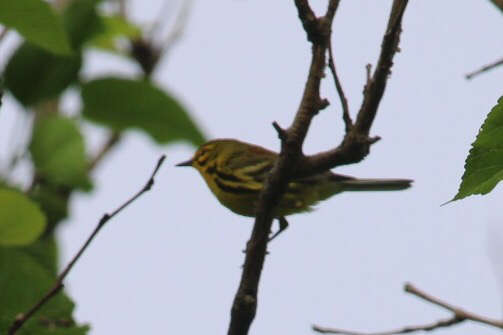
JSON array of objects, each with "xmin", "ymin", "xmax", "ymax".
[{"xmin": 177, "ymin": 139, "xmax": 411, "ymax": 222}]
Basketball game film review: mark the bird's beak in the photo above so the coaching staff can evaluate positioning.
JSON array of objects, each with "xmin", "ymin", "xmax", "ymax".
[{"xmin": 176, "ymin": 158, "xmax": 193, "ymax": 167}]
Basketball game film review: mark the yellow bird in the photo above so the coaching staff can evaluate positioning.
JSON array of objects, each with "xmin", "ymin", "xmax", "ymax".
[{"xmin": 177, "ymin": 139, "xmax": 412, "ymax": 238}]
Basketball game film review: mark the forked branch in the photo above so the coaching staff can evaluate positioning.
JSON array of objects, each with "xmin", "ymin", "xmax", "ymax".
[
  {"xmin": 227, "ymin": 1, "xmax": 409, "ymax": 335},
  {"xmin": 312, "ymin": 282, "xmax": 503, "ymax": 335},
  {"xmin": 296, "ymin": 0, "xmax": 409, "ymax": 177}
]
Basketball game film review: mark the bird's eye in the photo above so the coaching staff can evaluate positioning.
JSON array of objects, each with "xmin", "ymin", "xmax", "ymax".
[{"xmin": 196, "ymin": 148, "xmax": 210, "ymax": 166}]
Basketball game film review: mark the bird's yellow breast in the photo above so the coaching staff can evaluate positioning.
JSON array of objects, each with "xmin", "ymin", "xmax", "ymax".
[
  {"xmin": 198, "ymin": 162, "xmax": 260, "ymax": 217},
  {"xmin": 196, "ymin": 161, "xmax": 316, "ymax": 217}
]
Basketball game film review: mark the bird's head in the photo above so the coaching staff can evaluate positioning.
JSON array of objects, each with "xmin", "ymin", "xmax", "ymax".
[{"xmin": 176, "ymin": 139, "xmax": 238, "ymax": 171}]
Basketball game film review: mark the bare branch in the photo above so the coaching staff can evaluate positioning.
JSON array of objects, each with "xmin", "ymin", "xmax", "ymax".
[
  {"xmin": 88, "ymin": 132, "xmax": 122, "ymax": 171},
  {"xmin": 404, "ymin": 283, "xmax": 503, "ymax": 328},
  {"xmin": 296, "ymin": 0, "xmax": 409, "ymax": 177},
  {"xmin": 327, "ymin": 38, "xmax": 352, "ymax": 132},
  {"xmin": 313, "ymin": 282, "xmax": 503, "ymax": 335},
  {"xmin": 293, "ymin": 0, "xmax": 318, "ymax": 41},
  {"xmin": 160, "ymin": 0, "xmax": 193, "ymax": 57},
  {"xmin": 354, "ymin": 0, "xmax": 407, "ymax": 135},
  {"xmin": 134, "ymin": 0, "xmax": 194, "ymax": 75},
  {"xmin": 8, "ymin": 156, "xmax": 166, "ymax": 335},
  {"xmin": 313, "ymin": 316, "xmax": 463, "ymax": 335},
  {"xmin": 465, "ymin": 57, "xmax": 503, "ymax": 80}
]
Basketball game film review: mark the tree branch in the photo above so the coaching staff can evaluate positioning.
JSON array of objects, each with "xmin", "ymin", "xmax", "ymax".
[
  {"xmin": 328, "ymin": 38, "xmax": 352, "ymax": 132},
  {"xmin": 354, "ymin": 1, "xmax": 406, "ymax": 134},
  {"xmin": 132, "ymin": 0, "xmax": 194, "ymax": 75},
  {"xmin": 88, "ymin": 132, "xmax": 122, "ymax": 171},
  {"xmin": 313, "ymin": 316, "xmax": 463, "ymax": 335},
  {"xmin": 227, "ymin": 1, "xmax": 408, "ymax": 334},
  {"xmin": 404, "ymin": 283, "xmax": 503, "ymax": 328},
  {"xmin": 465, "ymin": 56, "xmax": 503, "ymax": 80},
  {"xmin": 8, "ymin": 155, "xmax": 166, "ymax": 335},
  {"xmin": 227, "ymin": 1, "xmax": 341, "ymax": 334},
  {"xmin": 296, "ymin": 0, "xmax": 408, "ymax": 177},
  {"xmin": 312, "ymin": 282, "xmax": 503, "ymax": 335}
]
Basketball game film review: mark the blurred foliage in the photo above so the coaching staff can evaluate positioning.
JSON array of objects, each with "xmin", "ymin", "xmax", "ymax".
[
  {"xmin": 30, "ymin": 115, "xmax": 92, "ymax": 190},
  {"xmin": 82, "ymin": 77, "xmax": 205, "ymax": 146},
  {"xmin": 0, "ymin": 0, "xmax": 71, "ymax": 55},
  {"xmin": 0, "ymin": 189, "xmax": 46, "ymax": 246},
  {"xmin": 489, "ymin": 0, "xmax": 503, "ymax": 13},
  {"xmin": 89, "ymin": 15, "xmax": 141, "ymax": 52},
  {"xmin": 0, "ymin": 247, "xmax": 89, "ymax": 334},
  {"xmin": 62, "ymin": 0, "xmax": 105, "ymax": 49},
  {"xmin": 4, "ymin": 42, "xmax": 82, "ymax": 106},
  {"xmin": 453, "ymin": 96, "xmax": 503, "ymax": 201},
  {"xmin": 0, "ymin": 0, "xmax": 205, "ymax": 333}
]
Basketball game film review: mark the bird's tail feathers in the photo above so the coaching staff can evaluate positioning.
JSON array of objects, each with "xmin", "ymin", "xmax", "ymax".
[{"xmin": 337, "ymin": 177, "xmax": 412, "ymax": 191}]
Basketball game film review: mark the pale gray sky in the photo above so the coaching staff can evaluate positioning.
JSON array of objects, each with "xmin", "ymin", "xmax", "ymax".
[{"xmin": 2, "ymin": 1, "xmax": 503, "ymax": 334}]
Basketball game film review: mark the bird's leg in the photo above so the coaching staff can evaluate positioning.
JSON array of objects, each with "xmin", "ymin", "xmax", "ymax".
[{"xmin": 268, "ymin": 216, "xmax": 289, "ymax": 241}]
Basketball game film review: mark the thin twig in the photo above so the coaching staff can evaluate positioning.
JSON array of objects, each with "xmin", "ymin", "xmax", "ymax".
[
  {"xmin": 147, "ymin": 0, "xmax": 173, "ymax": 39},
  {"xmin": 313, "ymin": 315, "xmax": 463, "ymax": 335},
  {"xmin": 404, "ymin": 283, "xmax": 503, "ymax": 328},
  {"xmin": 327, "ymin": 38, "xmax": 352, "ymax": 132},
  {"xmin": 160, "ymin": 0, "xmax": 193, "ymax": 58},
  {"xmin": 88, "ymin": 132, "xmax": 122, "ymax": 171},
  {"xmin": 465, "ymin": 57, "xmax": 503, "ymax": 80},
  {"xmin": 8, "ymin": 155, "xmax": 166, "ymax": 335},
  {"xmin": 135, "ymin": 0, "xmax": 193, "ymax": 75},
  {"xmin": 272, "ymin": 121, "xmax": 288, "ymax": 141},
  {"xmin": 354, "ymin": 1, "xmax": 407, "ymax": 135},
  {"xmin": 312, "ymin": 282, "xmax": 503, "ymax": 335}
]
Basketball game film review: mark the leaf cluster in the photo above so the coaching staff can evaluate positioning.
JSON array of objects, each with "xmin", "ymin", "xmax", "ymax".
[{"xmin": 0, "ymin": 0, "xmax": 205, "ymax": 333}]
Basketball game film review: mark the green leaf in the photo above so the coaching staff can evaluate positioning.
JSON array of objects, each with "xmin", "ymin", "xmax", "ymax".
[
  {"xmin": 0, "ymin": 0, "xmax": 71, "ymax": 55},
  {"xmin": 0, "ymin": 248, "xmax": 89, "ymax": 334},
  {"xmin": 89, "ymin": 15, "xmax": 141, "ymax": 52},
  {"xmin": 0, "ymin": 189, "xmax": 46, "ymax": 246},
  {"xmin": 23, "ymin": 235, "xmax": 59, "ymax": 275},
  {"xmin": 452, "ymin": 96, "xmax": 503, "ymax": 201},
  {"xmin": 82, "ymin": 77, "xmax": 206, "ymax": 146},
  {"xmin": 4, "ymin": 42, "xmax": 81, "ymax": 106},
  {"xmin": 30, "ymin": 184, "xmax": 69, "ymax": 228},
  {"xmin": 30, "ymin": 115, "xmax": 91, "ymax": 190},
  {"xmin": 63, "ymin": 0, "xmax": 105, "ymax": 49}
]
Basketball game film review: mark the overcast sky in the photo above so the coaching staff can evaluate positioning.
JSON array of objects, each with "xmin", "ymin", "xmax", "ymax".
[{"xmin": 2, "ymin": 1, "xmax": 503, "ymax": 334}]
